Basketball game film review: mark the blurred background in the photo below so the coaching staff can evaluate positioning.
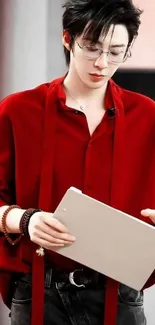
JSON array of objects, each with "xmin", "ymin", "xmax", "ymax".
[{"xmin": 0, "ymin": 0, "xmax": 155, "ymax": 324}]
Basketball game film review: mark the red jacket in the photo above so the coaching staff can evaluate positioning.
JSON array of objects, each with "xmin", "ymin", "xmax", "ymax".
[{"xmin": 0, "ymin": 76, "xmax": 155, "ymax": 325}]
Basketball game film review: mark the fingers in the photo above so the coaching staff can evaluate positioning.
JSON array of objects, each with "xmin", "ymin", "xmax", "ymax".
[
  {"xmin": 36, "ymin": 219, "xmax": 76, "ymax": 242},
  {"xmin": 28, "ymin": 211, "xmax": 76, "ymax": 248},
  {"xmin": 32, "ymin": 224, "xmax": 76, "ymax": 244},
  {"xmin": 33, "ymin": 238, "xmax": 65, "ymax": 250},
  {"xmin": 141, "ymin": 209, "xmax": 151, "ymax": 216},
  {"xmin": 44, "ymin": 214, "xmax": 69, "ymax": 233},
  {"xmin": 141, "ymin": 209, "xmax": 155, "ymax": 223}
]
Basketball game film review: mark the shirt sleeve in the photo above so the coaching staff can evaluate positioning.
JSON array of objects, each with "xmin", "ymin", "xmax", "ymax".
[
  {"xmin": 0, "ymin": 98, "xmax": 19, "ymax": 270},
  {"xmin": 0, "ymin": 97, "xmax": 16, "ymax": 207}
]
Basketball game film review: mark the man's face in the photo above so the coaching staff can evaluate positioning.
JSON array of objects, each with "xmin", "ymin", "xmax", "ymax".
[{"xmin": 68, "ymin": 24, "xmax": 129, "ymax": 89}]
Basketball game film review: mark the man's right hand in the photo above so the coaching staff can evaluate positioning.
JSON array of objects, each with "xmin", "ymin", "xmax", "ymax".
[{"xmin": 28, "ymin": 211, "xmax": 76, "ymax": 250}]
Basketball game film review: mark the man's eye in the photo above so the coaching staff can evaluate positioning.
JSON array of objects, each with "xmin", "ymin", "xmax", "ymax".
[
  {"xmin": 86, "ymin": 47, "xmax": 98, "ymax": 52},
  {"xmin": 110, "ymin": 51, "xmax": 122, "ymax": 56}
]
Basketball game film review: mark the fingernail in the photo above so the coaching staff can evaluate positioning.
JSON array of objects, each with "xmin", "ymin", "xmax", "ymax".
[
  {"xmin": 141, "ymin": 209, "xmax": 150, "ymax": 217},
  {"xmin": 71, "ymin": 236, "xmax": 76, "ymax": 241}
]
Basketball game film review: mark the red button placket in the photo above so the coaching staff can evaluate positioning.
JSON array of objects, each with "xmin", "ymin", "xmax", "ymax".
[{"xmin": 83, "ymin": 141, "xmax": 94, "ymax": 194}]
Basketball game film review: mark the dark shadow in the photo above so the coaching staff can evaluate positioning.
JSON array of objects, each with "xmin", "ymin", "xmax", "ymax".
[{"xmin": 113, "ymin": 69, "xmax": 155, "ymax": 101}]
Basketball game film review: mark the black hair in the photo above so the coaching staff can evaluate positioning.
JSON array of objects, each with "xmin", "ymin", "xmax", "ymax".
[{"xmin": 62, "ymin": 0, "xmax": 143, "ymax": 65}]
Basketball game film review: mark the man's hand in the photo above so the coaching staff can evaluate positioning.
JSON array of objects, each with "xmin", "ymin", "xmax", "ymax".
[
  {"xmin": 28, "ymin": 211, "xmax": 76, "ymax": 250},
  {"xmin": 141, "ymin": 209, "xmax": 155, "ymax": 224}
]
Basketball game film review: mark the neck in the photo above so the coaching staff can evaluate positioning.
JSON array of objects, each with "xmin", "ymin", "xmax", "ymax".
[{"xmin": 63, "ymin": 68, "xmax": 108, "ymax": 108}]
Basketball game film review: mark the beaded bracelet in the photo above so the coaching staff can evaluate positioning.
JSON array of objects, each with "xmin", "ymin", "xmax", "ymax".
[
  {"xmin": 19, "ymin": 208, "xmax": 42, "ymax": 236},
  {"xmin": 1, "ymin": 205, "xmax": 24, "ymax": 246}
]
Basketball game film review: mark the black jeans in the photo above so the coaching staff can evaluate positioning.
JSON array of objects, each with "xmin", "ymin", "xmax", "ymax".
[{"xmin": 10, "ymin": 268, "xmax": 147, "ymax": 325}]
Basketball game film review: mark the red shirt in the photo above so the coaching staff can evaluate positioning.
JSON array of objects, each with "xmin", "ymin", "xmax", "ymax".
[
  {"xmin": 47, "ymin": 81, "xmax": 114, "ymax": 268},
  {"xmin": 1, "ymin": 76, "xmax": 155, "ymax": 325}
]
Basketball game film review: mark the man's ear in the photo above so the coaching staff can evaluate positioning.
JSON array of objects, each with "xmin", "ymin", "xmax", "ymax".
[{"xmin": 62, "ymin": 30, "xmax": 71, "ymax": 51}]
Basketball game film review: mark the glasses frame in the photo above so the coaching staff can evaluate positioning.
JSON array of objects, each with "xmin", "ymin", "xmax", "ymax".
[{"xmin": 75, "ymin": 41, "xmax": 132, "ymax": 65}]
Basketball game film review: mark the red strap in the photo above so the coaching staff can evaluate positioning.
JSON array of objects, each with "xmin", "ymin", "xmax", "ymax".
[
  {"xmin": 31, "ymin": 252, "xmax": 44, "ymax": 325},
  {"xmin": 104, "ymin": 278, "xmax": 119, "ymax": 325},
  {"xmin": 30, "ymin": 253, "xmax": 118, "ymax": 325}
]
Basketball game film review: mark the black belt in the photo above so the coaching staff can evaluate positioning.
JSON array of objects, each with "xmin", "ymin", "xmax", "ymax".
[
  {"xmin": 16, "ymin": 267, "xmax": 106, "ymax": 289},
  {"xmin": 49, "ymin": 267, "xmax": 106, "ymax": 288}
]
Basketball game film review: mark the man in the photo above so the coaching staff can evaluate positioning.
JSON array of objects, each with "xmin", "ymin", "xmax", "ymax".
[{"xmin": 0, "ymin": 0, "xmax": 155, "ymax": 325}]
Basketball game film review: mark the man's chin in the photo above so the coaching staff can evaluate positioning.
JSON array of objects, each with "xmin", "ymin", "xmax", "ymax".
[{"xmin": 87, "ymin": 79, "xmax": 108, "ymax": 89}]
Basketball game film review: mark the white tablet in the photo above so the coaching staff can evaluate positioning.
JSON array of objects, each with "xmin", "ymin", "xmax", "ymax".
[{"xmin": 52, "ymin": 187, "xmax": 155, "ymax": 290}]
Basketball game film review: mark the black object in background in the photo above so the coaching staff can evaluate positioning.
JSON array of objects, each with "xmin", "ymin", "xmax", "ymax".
[{"xmin": 113, "ymin": 69, "xmax": 155, "ymax": 101}]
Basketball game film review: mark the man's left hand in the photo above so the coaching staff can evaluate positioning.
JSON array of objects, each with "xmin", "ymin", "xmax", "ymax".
[{"xmin": 141, "ymin": 209, "xmax": 155, "ymax": 224}]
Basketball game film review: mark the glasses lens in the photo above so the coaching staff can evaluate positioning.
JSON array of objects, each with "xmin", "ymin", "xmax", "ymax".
[
  {"xmin": 108, "ymin": 51, "xmax": 125, "ymax": 64},
  {"xmin": 83, "ymin": 46, "xmax": 101, "ymax": 59},
  {"xmin": 82, "ymin": 45, "xmax": 129, "ymax": 64}
]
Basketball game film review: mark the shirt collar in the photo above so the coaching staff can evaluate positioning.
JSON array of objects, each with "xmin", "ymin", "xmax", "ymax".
[{"xmin": 56, "ymin": 75, "xmax": 114, "ymax": 112}]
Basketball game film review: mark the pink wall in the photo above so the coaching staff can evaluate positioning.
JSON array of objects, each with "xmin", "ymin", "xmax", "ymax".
[{"xmin": 123, "ymin": 0, "xmax": 155, "ymax": 69}]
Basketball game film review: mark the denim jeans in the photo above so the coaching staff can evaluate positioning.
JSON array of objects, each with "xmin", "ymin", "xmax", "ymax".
[{"xmin": 10, "ymin": 268, "xmax": 147, "ymax": 325}]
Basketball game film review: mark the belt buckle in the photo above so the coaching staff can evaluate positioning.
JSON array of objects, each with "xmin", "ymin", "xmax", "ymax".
[{"xmin": 69, "ymin": 269, "xmax": 85, "ymax": 288}]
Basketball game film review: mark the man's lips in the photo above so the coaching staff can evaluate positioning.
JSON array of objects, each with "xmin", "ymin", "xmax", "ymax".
[
  {"xmin": 90, "ymin": 73, "xmax": 105, "ymax": 77},
  {"xmin": 89, "ymin": 73, "xmax": 108, "ymax": 81}
]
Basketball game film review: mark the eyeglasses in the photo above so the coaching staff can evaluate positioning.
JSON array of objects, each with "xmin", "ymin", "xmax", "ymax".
[{"xmin": 76, "ymin": 41, "xmax": 131, "ymax": 64}]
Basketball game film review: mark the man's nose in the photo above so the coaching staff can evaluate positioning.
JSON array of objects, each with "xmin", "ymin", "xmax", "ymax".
[{"xmin": 94, "ymin": 53, "xmax": 108, "ymax": 69}]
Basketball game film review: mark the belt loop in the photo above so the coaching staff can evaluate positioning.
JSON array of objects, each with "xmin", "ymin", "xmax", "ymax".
[{"xmin": 45, "ymin": 268, "xmax": 52, "ymax": 288}]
